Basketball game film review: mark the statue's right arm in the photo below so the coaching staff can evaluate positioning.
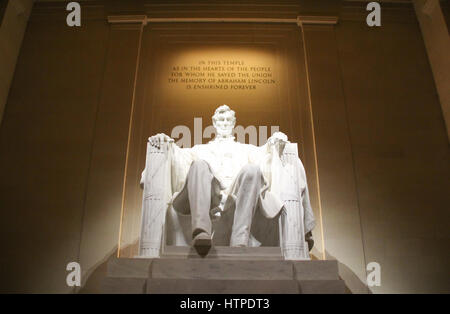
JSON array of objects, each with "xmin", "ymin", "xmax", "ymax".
[
  {"xmin": 140, "ymin": 133, "xmax": 175, "ymax": 189},
  {"xmin": 147, "ymin": 133, "xmax": 193, "ymax": 156},
  {"xmin": 141, "ymin": 133, "xmax": 194, "ymax": 192},
  {"xmin": 148, "ymin": 133, "xmax": 174, "ymax": 149}
]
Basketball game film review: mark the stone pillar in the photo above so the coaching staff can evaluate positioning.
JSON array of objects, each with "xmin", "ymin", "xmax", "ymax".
[
  {"xmin": 78, "ymin": 17, "xmax": 146, "ymax": 292},
  {"xmin": 0, "ymin": 0, "xmax": 34, "ymax": 125},
  {"xmin": 413, "ymin": 0, "xmax": 450, "ymax": 141},
  {"xmin": 297, "ymin": 16, "xmax": 368, "ymax": 293}
]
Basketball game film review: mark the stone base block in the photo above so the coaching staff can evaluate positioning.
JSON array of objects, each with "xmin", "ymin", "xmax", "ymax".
[
  {"xmin": 298, "ymin": 280, "xmax": 346, "ymax": 294},
  {"xmin": 151, "ymin": 259, "xmax": 293, "ymax": 280},
  {"xmin": 101, "ymin": 248, "xmax": 347, "ymax": 294},
  {"xmin": 101, "ymin": 277, "xmax": 146, "ymax": 294}
]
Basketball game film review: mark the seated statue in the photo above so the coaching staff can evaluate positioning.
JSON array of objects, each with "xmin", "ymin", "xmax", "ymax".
[{"xmin": 139, "ymin": 105, "xmax": 315, "ymax": 260}]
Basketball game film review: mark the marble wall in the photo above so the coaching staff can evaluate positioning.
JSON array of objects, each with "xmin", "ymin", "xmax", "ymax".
[{"xmin": 335, "ymin": 11, "xmax": 450, "ymax": 293}]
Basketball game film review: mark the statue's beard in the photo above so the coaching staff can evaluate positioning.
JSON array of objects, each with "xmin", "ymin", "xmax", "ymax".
[{"xmin": 215, "ymin": 127, "xmax": 234, "ymax": 139}]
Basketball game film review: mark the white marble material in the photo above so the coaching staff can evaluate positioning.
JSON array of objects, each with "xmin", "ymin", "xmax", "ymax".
[{"xmin": 139, "ymin": 105, "xmax": 315, "ymax": 260}]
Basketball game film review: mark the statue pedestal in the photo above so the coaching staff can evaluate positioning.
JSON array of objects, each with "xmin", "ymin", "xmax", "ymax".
[{"xmin": 101, "ymin": 246, "xmax": 346, "ymax": 294}]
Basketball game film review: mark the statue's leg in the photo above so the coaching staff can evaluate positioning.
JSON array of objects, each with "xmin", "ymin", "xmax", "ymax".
[
  {"xmin": 229, "ymin": 164, "xmax": 263, "ymax": 247},
  {"xmin": 185, "ymin": 160, "xmax": 214, "ymax": 242}
]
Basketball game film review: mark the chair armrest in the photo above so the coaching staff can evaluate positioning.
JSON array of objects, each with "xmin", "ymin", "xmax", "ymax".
[
  {"xmin": 279, "ymin": 142, "xmax": 314, "ymax": 259},
  {"xmin": 280, "ymin": 142, "xmax": 299, "ymax": 166},
  {"xmin": 138, "ymin": 141, "xmax": 172, "ymax": 257}
]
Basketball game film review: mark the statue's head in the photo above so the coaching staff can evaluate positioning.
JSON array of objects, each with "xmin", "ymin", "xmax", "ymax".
[{"xmin": 212, "ymin": 105, "xmax": 236, "ymax": 138}]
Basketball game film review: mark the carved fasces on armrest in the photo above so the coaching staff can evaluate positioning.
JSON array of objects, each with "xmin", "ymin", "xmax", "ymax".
[
  {"xmin": 278, "ymin": 142, "xmax": 313, "ymax": 260},
  {"xmin": 279, "ymin": 143, "xmax": 301, "ymax": 201},
  {"xmin": 139, "ymin": 141, "xmax": 172, "ymax": 257},
  {"xmin": 280, "ymin": 142, "xmax": 299, "ymax": 166},
  {"xmin": 141, "ymin": 141, "xmax": 170, "ymax": 194}
]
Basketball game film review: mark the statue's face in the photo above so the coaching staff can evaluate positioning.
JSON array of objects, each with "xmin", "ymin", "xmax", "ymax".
[{"xmin": 213, "ymin": 110, "xmax": 235, "ymax": 137}]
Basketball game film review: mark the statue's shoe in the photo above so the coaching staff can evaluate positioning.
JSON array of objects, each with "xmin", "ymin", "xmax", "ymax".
[
  {"xmin": 192, "ymin": 232, "xmax": 212, "ymax": 255},
  {"xmin": 192, "ymin": 232, "xmax": 212, "ymax": 247}
]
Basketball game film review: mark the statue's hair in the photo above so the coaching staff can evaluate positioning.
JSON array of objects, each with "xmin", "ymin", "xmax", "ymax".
[{"xmin": 212, "ymin": 105, "xmax": 236, "ymax": 125}]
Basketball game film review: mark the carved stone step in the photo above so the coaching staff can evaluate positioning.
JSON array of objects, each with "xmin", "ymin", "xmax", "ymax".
[
  {"xmin": 101, "ymin": 277, "xmax": 147, "ymax": 294},
  {"xmin": 107, "ymin": 257, "xmax": 340, "ymax": 280},
  {"xmin": 151, "ymin": 259, "xmax": 293, "ymax": 280},
  {"xmin": 100, "ymin": 277, "xmax": 347, "ymax": 294},
  {"xmin": 297, "ymin": 279, "xmax": 346, "ymax": 294},
  {"xmin": 103, "ymin": 256, "xmax": 347, "ymax": 294},
  {"xmin": 293, "ymin": 260, "xmax": 340, "ymax": 280},
  {"xmin": 160, "ymin": 245, "xmax": 283, "ymax": 260},
  {"xmin": 107, "ymin": 258, "xmax": 152, "ymax": 278}
]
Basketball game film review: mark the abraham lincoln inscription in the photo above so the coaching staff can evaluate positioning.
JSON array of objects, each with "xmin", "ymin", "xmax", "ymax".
[{"xmin": 168, "ymin": 60, "xmax": 276, "ymax": 90}]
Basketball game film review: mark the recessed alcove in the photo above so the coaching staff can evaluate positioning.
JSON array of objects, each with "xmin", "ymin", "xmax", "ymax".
[{"xmin": 116, "ymin": 21, "xmax": 325, "ymax": 261}]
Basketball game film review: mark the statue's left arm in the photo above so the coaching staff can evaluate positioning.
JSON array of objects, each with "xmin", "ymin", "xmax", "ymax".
[
  {"xmin": 296, "ymin": 158, "xmax": 316, "ymax": 251},
  {"xmin": 297, "ymin": 159, "xmax": 315, "ymax": 233},
  {"xmin": 258, "ymin": 132, "xmax": 317, "ymax": 254},
  {"xmin": 248, "ymin": 131, "xmax": 289, "ymax": 164}
]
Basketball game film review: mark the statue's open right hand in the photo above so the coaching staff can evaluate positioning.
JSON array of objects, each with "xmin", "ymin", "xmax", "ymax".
[{"xmin": 149, "ymin": 133, "xmax": 174, "ymax": 149}]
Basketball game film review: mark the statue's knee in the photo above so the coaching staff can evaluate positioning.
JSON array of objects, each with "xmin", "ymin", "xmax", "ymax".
[
  {"xmin": 190, "ymin": 159, "xmax": 209, "ymax": 172},
  {"xmin": 242, "ymin": 164, "xmax": 261, "ymax": 179}
]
